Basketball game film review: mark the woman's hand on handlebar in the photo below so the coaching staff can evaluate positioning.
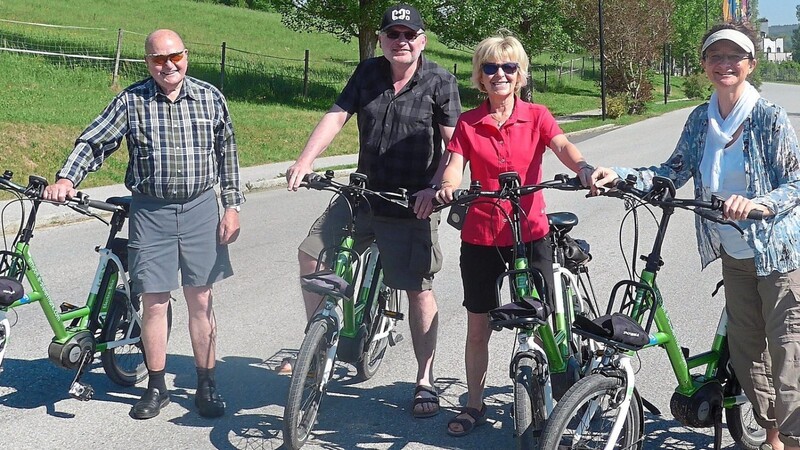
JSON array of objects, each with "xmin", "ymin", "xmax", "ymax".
[
  {"xmin": 43, "ymin": 179, "xmax": 77, "ymax": 203},
  {"xmin": 590, "ymin": 166, "xmax": 621, "ymax": 195},
  {"xmin": 723, "ymin": 195, "xmax": 771, "ymax": 221},
  {"xmin": 435, "ymin": 184, "xmax": 457, "ymax": 205}
]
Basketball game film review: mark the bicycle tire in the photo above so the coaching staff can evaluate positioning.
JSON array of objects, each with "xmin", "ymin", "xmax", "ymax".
[
  {"xmin": 725, "ymin": 375, "xmax": 764, "ymax": 450},
  {"xmin": 100, "ymin": 290, "xmax": 173, "ymax": 386},
  {"xmin": 539, "ymin": 374, "xmax": 642, "ymax": 450},
  {"xmin": 0, "ymin": 311, "xmax": 9, "ymax": 369},
  {"xmin": 514, "ymin": 355, "xmax": 547, "ymax": 450},
  {"xmin": 356, "ymin": 284, "xmax": 398, "ymax": 381},
  {"xmin": 284, "ymin": 319, "xmax": 330, "ymax": 450}
]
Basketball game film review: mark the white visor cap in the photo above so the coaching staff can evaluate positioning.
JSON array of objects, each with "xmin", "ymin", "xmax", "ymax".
[{"xmin": 701, "ymin": 29, "xmax": 755, "ymax": 57}]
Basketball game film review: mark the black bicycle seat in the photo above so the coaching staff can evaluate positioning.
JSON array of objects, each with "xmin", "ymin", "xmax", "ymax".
[
  {"xmin": 548, "ymin": 212, "xmax": 578, "ymax": 234},
  {"xmin": 0, "ymin": 276, "xmax": 24, "ymax": 307},
  {"xmin": 489, "ymin": 297, "xmax": 550, "ymax": 330}
]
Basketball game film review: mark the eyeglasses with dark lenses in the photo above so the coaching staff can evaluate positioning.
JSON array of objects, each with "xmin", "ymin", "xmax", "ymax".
[
  {"xmin": 146, "ymin": 50, "xmax": 187, "ymax": 65},
  {"xmin": 482, "ymin": 62, "xmax": 519, "ymax": 75},
  {"xmin": 384, "ymin": 30, "xmax": 421, "ymax": 40}
]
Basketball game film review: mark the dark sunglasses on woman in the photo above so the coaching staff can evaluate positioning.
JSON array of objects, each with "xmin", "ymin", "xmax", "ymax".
[{"xmin": 482, "ymin": 62, "xmax": 519, "ymax": 75}]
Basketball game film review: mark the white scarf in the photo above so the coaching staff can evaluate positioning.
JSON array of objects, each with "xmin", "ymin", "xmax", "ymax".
[{"xmin": 700, "ymin": 81, "xmax": 760, "ymax": 192}]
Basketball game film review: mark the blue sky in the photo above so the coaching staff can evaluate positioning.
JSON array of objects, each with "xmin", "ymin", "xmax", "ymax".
[{"xmin": 758, "ymin": 0, "xmax": 797, "ymax": 26}]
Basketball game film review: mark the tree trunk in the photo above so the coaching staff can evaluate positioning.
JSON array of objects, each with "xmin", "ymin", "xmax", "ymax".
[{"xmin": 359, "ymin": 27, "xmax": 378, "ymax": 61}]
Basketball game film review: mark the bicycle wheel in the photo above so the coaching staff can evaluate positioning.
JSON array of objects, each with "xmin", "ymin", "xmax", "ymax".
[
  {"xmin": 514, "ymin": 355, "xmax": 547, "ymax": 450},
  {"xmin": 725, "ymin": 377, "xmax": 764, "ymax": 450},
  {"xmin": 356, "ymin": 285, "xmax": 398, "ymax": 380},
  {"xmin": 539, "ymin": 374, "xmax": 642, "ymax": 450},
  {"xmin": 0, "ymin": 311, "xmax": 9, "ymax": 369},
  {"xmin": 100, "ymin": 290, "xmax": 173, "ymax": 386},
  {"xmin": 284, "ymin": 319, "xmax": 331, "ymax": 450}
]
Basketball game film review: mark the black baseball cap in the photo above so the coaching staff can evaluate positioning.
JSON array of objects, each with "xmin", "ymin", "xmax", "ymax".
[{"xmin": 380, "ymin": 4, "xmax": 424, "ymax": 32}]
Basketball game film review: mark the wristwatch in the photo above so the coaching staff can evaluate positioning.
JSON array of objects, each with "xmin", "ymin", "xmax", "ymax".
[
  {"xmin": 228, "ymin": 205, "xmax": 241, "ymax": 212},
  {"xmin": 429, "ymin": 184, "xmax": 439, "ymax": 190}
]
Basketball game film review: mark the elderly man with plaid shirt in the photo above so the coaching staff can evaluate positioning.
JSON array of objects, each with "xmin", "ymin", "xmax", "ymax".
[{"xmin": 44, "ymin": 29, "xmax": 243, "ymax": 420}]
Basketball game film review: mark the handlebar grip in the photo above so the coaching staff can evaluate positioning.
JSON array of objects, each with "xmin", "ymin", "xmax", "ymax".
[
  {"xmin": 303, "ymin": 173, "xmax": 322, "ymax": 183},
  {"xmin": 71, "ymin": 193, "xmax": 122, "ymax": 212},
  {"xmin": 747, "ymin": 209, "xmax": 764, "ymax": 220}
]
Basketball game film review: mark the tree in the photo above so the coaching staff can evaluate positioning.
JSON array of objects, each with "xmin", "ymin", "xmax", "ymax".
[
  {"xmin": 569, "ymin": 0, "xmax": 674, "ymax": 114},
  {"xmin": 272, "ymin": 0, "xmax": 391, "ymax": 61},
  {"xmin": 430, "ymin": 0, "xmax": 580, "ymax": 60},
  {"xmin": 793, "ymin": 5, "xmax": 800, "ymax": 62}
]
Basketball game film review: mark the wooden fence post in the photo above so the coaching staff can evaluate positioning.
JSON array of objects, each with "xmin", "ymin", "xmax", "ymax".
[
  {"xmin": 220, "ymin": 41, "xmax": 226, "ymax": 92},
  {"xmin": 303, "ymin": 49, "xmax": 309, "ymax": 98},
  {"xmin": 111, "ymin": 28, "xmax": 123, "ymax": 88}
]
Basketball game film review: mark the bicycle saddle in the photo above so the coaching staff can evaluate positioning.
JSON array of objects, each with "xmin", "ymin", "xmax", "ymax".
[
  {"xmin": 0, "ymin": 276, "xmax": 24, "ymax": 307},
  {"xmin": 300, "ymin": 270, "xmax": 353, "ymax": 299},
  {"xmin": 489, "ymin": 297, "xmax": 550, "ymax": 330},
  {"xmin": 547, "ymin": 212, "xmax": 578, "ymax": 234},
  {"xmin": 574, "ymin": 313, "xmax": 650, "ymax": 350}
]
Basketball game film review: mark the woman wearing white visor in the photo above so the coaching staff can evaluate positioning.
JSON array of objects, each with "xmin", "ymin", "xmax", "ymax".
[{"xmin": 592, "ymin": 23, "xmax": 800, "ymax": 450}]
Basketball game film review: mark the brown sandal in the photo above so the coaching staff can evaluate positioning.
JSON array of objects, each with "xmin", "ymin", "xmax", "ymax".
[
  {"xmin": 412, "ymin": 385, "xmax": 440, "ymax": 418},
  {"xmin": 447, "ymin": 404, "xmax": 487, "ymax": 437}
]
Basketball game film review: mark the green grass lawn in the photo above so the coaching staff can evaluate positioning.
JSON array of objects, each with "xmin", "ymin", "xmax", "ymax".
[{"xmin": 0, "ymin": 0, "xmax": 694, "ymax": 189}]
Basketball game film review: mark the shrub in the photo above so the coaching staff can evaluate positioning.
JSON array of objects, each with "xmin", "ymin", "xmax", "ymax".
[
  {"xmin": 606, "ymin": 95, "xmax": 628, "ymax": 119},
  {"xmin": 683, "ymin": 72, "xmax": 711, "ymax": 99}
]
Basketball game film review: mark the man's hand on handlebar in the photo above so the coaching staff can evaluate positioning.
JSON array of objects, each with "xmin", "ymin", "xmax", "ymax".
[
  {"xmin": 723, "ymin": 195, "xmax": 771, "ymax": 221},
  {"xmin": 413, "ymin": 188, "xmax": 436, "ymax": 219},
  {"xmin": 43, "ymin": 179, "xmax": 77, "ymax": 203},
  {"xmin": 286, "ymin": 160, "xmax": 314, "ymax": 191}
]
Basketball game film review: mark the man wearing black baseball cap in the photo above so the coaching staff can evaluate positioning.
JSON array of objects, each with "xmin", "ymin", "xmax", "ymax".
[
  {"xmin": 286, "ymin": 3, "xmax": 461, "ymax": 420},
  {"xmin": 380, "ymin": 3, "xmax": 424, "ymax": 32}
]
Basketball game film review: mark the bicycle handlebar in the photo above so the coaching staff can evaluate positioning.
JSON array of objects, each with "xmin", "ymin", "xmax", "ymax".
[
  {"xmin": 0, "ymin": 171, "xmax": 124, "ymax": 216},
  {"xmin": 432, "ymin": 172, "xmax": 586, "ymax": 212},
  {"xmin": 301, "ymin": 171, "xmax": 410, "ymax": 209},
  {"xmin": 606, "ymin": 175, "xmax": 763, "ymax": 226}
]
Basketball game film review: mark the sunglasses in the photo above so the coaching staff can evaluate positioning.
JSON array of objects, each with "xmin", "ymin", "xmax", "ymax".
[
  {"xmin": 384, "ymin": 30, "xmax": 422, "ymax": 41},
  {"xmin": 146, "ymin": 50, "xmax": 187, "ymax": 65},
  {"xmin": 482, "ymin": 62, "xmax": 519, "ymax": 75}
]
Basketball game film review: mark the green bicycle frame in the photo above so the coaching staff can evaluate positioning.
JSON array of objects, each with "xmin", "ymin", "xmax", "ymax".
[{"xmin": 7, "ymin": 241, "xmax": 119, "ymax": 349}]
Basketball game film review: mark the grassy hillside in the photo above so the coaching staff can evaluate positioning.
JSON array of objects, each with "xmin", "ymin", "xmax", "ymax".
[{"xmin": 0, "ymin": 0, "xmax": 692, "ymax": 190}]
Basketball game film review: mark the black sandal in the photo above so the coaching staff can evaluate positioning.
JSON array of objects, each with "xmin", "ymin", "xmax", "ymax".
[
  {"xmin": 447, "ymin": 404, "xmax": 487, "ymax": 437},
  {"xmin": 412, "ymin": 385, "xmax": 440, "ymax": 418}
]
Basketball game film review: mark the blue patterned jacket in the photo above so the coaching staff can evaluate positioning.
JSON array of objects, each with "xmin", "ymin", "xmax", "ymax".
[{"xmin": 613, "ymin": 98, "xmax": 800, "ymax": 276}]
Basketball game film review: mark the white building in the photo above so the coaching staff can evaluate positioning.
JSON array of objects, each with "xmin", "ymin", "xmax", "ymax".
[{"xmin": 759, "ymin": 19, "xmax": 792, "ymax": 63}]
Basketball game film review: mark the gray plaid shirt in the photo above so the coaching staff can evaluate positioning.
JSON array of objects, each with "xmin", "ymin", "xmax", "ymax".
[{"xmin": 58, "ymin": 76, "xmax": 243, "ymax": 208}]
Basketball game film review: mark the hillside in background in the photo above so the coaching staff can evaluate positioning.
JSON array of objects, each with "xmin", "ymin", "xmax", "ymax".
[{"xmin": 769, "ymin": 24, "xmax": 797, "ymax": 51}]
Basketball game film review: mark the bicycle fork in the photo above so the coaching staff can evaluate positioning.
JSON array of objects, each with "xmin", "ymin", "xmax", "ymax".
[
  {"xmin": 515, "ymin": 332, "xmax": 555, "ymax": 416},
  {"xmin": 0, "ymin": 310, "xmax": 9, "ymax": 371}
]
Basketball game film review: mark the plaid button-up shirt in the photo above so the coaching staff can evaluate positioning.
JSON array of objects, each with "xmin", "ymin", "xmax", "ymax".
[
  {"xmin": 337, "ymin": 55, "xmax": 461, "ymax": 200},
  {"xmin": 58, "ymin": 76, "xmax": 243, "ymax": 208}
]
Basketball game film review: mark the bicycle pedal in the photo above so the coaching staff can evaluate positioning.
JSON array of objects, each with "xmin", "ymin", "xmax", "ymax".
[
  {"xmin": 388, "ymin": 331, "xmax": 404, "ymax": 346},
  {"xmin": 60, "ymin": 302, "xmax": 79, "ymax": 313},
  {"xmin": 69, "ymin": 381, "xmax": 94, "ymax": 401},
  {"xmin": 383, "ymin": 310, "xmax": 404, "ymax": 321}
]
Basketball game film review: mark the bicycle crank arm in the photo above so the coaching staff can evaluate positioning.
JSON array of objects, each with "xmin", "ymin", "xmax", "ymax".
[{"xmin": 68, "ymin": 350, "xmax": 95, "ymax": 401}]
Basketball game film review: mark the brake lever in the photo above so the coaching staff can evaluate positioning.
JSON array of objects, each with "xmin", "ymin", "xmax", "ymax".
[{"xmin": 695, "ymin": 209, "xmax": 743, "ymax": 234}]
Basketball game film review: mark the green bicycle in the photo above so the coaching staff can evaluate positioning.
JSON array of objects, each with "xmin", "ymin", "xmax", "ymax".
[
  {"xmin": 0, "ymin": 171, "xmax": 172, "ymax": 401},
  {"xmin": 283, "ymin": 171, "xmax": 408, "ymax": 449},
  {"xmin": 539, "ymin": 175, "xmax": 763, "ymax": 450},
  {"xmin": 440, "ymin": 172, "xmax": 600, "ymax": 448}
]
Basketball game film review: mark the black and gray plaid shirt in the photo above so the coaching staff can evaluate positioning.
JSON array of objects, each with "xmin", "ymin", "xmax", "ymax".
[
  {"xmin": 58, "ymin": 76, "xmax": 243, "ymax": 208},
  {"xmin": 337, "ymin": 55, "xmax": 461, "ymax": 198}
]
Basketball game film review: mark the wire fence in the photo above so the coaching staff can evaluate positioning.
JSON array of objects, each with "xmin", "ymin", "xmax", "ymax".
[{"xmin": 0, "ymin": 17, "xmax": 600, "ymax": 106}]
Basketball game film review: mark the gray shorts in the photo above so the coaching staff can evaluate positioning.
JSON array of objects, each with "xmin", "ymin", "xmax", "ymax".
[
  {"xmin": 298, "ymin": 199, "xmax": 442, "ymax": 291},
  {"xmin": 128, "ymin": 189, "xmax": 233, "ymax": 294}
]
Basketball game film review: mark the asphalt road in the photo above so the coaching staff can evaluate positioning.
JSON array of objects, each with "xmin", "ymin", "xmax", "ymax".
[{"xmin": 1, "ymin": 82, "xmax": 799, "ymax": 449}]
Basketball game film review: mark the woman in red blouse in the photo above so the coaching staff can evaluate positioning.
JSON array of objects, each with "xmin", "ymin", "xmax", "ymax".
[{"xmin": 434, "ymin": 35, "xmax": 594, "ymax": 437}]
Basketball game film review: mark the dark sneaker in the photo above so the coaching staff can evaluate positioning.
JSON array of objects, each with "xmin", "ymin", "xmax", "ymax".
[
  {"xmin": 130, "ymin": 387, "xmax": 170, "ymax": 420},
  {"xmin": 195, "ymin": 384, "xmax": 225, "ymax": 418}
]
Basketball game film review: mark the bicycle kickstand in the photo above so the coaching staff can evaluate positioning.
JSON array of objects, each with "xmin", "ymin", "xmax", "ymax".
[{"xmin": 68, "ymin": 350, "xmax": 95, "ymax": 401}]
